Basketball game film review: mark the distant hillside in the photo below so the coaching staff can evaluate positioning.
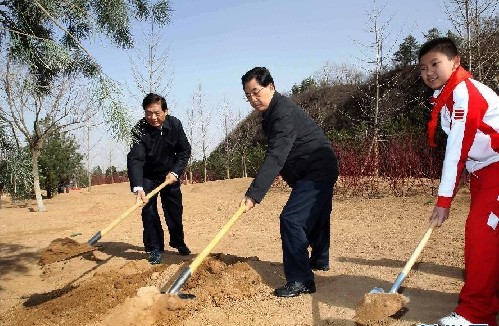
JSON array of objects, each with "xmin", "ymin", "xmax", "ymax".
[{"xmin": 194, "ymin": 65, "xmax": 446, "ymax": 188}]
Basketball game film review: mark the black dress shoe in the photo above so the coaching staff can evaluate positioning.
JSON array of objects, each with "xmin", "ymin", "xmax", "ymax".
[
  {"xmin": 176, "ymin": 245, "xmax": 191, "ymax": 256},
  {"xmin": 274, "ymin": 281, "xmax": 316, "ymax": 297},
  {"xmin": 148, "ymin": 249, "xmax": 162, "ymax": 265},
  {"xmin": 310, "ymin": 261, "xmax": 330, "ymax": 271}
]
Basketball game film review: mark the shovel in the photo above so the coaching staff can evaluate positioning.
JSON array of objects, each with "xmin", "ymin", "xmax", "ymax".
[
  {"xmin": 39, "ymin": 180, "xmax": 170, "ymax": 265},
  {"xmin": 87, "ymin": 179, "xmax": 170, "ymax": 246},
  {"xmin": 161, "ymin": 204, "xmax": 247, "ymax": 298},
  {"xmin": 372, "ymin": 219, "xmax": 438, "ymax": 295},
  {"xmin": 355, "ymin": 219, "xmax": 438, "ymax": 321}
]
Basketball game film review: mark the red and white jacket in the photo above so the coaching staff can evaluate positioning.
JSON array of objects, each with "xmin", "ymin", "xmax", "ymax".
[{"xmin": 435, "ymin": 78, "xmax": 499, "ymax": 208}]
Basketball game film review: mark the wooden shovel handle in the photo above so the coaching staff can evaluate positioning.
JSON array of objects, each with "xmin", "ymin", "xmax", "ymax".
[
  {"xmin": 88, "ymin": 179, "xmax": 170, "ymax": 245},
  {"xmin": 189, "ymin": 204, "xmax": 247, "ymax": 272},
  {"xmin": 400, "ymin": 219, "xmax": 438, "ymax": 276},
  {"xmin": 101, "ymin": 180, "xmax": 169, "ymax": 235},
  {"xmin": 166, "ymin": 204, "xmax": 247, "ymax": 294}
]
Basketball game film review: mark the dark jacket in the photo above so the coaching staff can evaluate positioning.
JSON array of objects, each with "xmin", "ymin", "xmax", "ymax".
[
  {"xmin": 245, "ymin": 92, "xmax": 338, "ymax": 203},
  {"xmin": 127, "ymin": 115, "xmax": 191, "ymax": 190}
]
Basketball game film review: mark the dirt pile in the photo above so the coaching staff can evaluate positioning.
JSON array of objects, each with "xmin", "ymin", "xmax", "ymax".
[
  {"xmin": 1, "ymin": 254, "xmax": 263, "ymax": 326},
  {"xmin": 354, "ymin": 292, "xmax": 410, "ymax": 325},
  {"xmin": 38, "ymin": 237, "xmax": 97, "ymax": 265}
]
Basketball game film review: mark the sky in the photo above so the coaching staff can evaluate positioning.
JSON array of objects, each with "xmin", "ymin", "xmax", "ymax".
[{"xmin": 85, "ymin": 0, "xmax": 454, "ymax": 170}]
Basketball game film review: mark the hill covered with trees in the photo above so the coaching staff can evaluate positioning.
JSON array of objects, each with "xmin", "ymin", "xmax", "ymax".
[{"xmin": 194, "ymin": 18, "xmax": 499, "ymax": 196}]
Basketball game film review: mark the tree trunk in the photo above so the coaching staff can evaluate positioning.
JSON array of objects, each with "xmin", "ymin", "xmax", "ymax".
[
  {"xmin": 31, "ymin": 148, "xmax": 46, "ymax": 212},
  {"xmin": 242, "ymin": 154, "xmax": 247, "ymax": 178},
  {"xmin": 87, "ymin": 124, "xmax": 92, "ymax": 192},
  {"xmin": 373, "ymin": 132, "xmax": 379, "ymax": 177},
  {"xmin": 203, "ymin": 156, "xmax": 207, "ymax": 182}
]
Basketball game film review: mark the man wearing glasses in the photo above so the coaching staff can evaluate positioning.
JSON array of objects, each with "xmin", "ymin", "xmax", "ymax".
[{"xmin": 240, "ymin": 67, "xmax": 339, "ymax": 297}]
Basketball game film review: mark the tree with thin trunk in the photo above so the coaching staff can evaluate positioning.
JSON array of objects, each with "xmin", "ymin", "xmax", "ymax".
[
  {"xmin": 360, "ymin": 1, "xmax": 392, "ymax": 177},
  {"xmin": 1, "ymin": 60, "xmax": 94, "ymax": 211},
  {"xmin": 108, "ymin": 144, "xmax": 115, "ymax": 184},
  {"xmin": 192, "ymin": 84, "xmax": 211, "ymax": 183},
  {"xmin": 82, "ymin": 117, "xmax": 103, "ymax": 192},
  {"xmin": 235, "ymin": 110, "xmax": 257, "ymax": 178},
  {"xmin": 186, "ymin": 97, "xmax": 197, "ymax": 183},
  {"xmin": 220, "ymin": 97, "xmax": 237, "ymax": 179},
  {"xmin": 444, "ymin": 0, "xmax": 498, "ymax": 79},
  {"xmin": 128, "ymin": 4, "xmax": 173, "ymax": 100}
]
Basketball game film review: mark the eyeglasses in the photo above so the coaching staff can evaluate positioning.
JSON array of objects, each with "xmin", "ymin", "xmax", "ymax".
[{"xmin": 244, "ymin": 87, "xmax": 265, "ymax": 101}]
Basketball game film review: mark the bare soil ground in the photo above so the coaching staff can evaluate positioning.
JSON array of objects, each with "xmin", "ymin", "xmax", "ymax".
[{"xmin": 0, "ymin": 178, "xmax": 493, "ymax": 325}]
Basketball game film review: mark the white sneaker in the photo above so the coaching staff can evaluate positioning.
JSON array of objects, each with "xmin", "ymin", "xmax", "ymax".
[{"xmin": 439, "ymin": 312, "xmax": 473, "ymax": 326}]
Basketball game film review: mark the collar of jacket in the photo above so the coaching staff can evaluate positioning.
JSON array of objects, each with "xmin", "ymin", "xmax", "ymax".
[
  {"xmin": 262, "ymin": 91, "xmax": 281, "ymax": 119},
  {"xmin": 141, "ymin": 116, "xmax": 172, "ymax": 132}
]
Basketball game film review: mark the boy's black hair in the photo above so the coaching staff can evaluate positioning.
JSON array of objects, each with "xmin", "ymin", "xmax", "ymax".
[
  {"xmin": 142, "ymin": 93, "xmax": 168, "ymax": 111},
  {"xmin": 418, "ymin": 37, "xmax": 459, "ymax": 61},
  {"xmin": 241, "ymin": 67, "xmax": 275, "ymax": 88}
]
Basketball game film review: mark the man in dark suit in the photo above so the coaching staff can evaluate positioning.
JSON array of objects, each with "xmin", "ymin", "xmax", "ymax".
[
  {"xmin": 127, "ymin": 93, "xmax": 191, "ymax": 264},
  {"xmin": 240, "ymin": 67, "xmax": 339, "ymax": 297}
]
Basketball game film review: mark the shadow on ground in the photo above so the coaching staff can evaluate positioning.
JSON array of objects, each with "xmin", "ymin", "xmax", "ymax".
[
  {"xmin": 0, "ymin": 243, "xmax": 39, "ymax": 291},
  {"xmin": 247, "ymin": 257, "xmax": 458, "ymax": 325},
  {"xmin": 94, "ymin": 241, "xmax": 192, "ymax": 265},
  {"xmin": 338, "ymin": 256, "xmax": 464, "ymax": 280}
]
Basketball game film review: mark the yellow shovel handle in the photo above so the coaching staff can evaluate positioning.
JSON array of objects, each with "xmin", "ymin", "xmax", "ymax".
[
  {"xmin": 401, "ymin": 219, "xmax": 438, "ymax": 276},
  {"xmin": 189, "ymin": 204, "xmax": 247, "ymax": 272},
  {"xmin": 88, "ymin": 180, "xmax": 170, "ymax": 245}
]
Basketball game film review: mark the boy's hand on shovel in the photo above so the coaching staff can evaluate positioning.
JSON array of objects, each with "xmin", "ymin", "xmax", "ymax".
[{"xmin": 430, "ymin": 205, "xmax": 450, "ymax": 226}]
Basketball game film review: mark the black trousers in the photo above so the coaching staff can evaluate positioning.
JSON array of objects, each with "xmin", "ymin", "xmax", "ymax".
[
  {"xmin": 280, "ymin": 179, "xmax": 334, "ymax": 282},
  {"xmin": 141, "ymin": 177, "xmax": 186, "ymax": 252}
]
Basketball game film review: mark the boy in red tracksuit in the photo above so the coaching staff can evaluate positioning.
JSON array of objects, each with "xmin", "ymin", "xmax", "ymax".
[{"xmin": 419, "ymin": 37, "xmax": 499, "ymax": 325}]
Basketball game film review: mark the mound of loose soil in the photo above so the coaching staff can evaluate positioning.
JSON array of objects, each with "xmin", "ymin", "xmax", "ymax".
[
  {"xmin": 1, "ymin": 178, "xmax": 496, "ymax": 325},
  {"xmin": 38, "ymin": 237, "xmax": 97, "ymax": 265},
  {"xmin": 354, "ymin": 292, "xmax": 410, "ymax": 325},
  {"xmin": 2, "ymin": 255, "xmax": 263, "ymax": 326}
]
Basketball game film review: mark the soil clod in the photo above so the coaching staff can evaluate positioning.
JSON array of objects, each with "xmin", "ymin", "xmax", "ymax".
[
  {"xmin": 39, "ymin": 237, "xmax": 97, "ymax": 265},
  {"xmin": 354, "ymin": 292, "xmax": 410, "ymax": 325}
]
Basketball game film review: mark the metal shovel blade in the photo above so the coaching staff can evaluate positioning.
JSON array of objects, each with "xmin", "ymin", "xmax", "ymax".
[{"xmin": 369, "ymin": 287, "xmax": 385, "ymax": 294}]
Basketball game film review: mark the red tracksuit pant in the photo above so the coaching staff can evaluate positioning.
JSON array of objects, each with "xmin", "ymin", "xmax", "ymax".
[{"xmin": 455, "ymin": 162, "xmax": 499, "ymax": 325}]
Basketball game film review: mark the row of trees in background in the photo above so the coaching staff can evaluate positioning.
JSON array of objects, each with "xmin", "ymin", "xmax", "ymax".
[{"xmin": 0, "ymin": 117, "xmax": 127, "ymax": 206}]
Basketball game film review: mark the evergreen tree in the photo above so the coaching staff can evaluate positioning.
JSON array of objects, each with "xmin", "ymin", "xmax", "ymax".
[
  {"xmin": 38, "ymin": 127, "xmax": 83, "ymax": 198},
  {"xmin": 424, "ymin": 27, "xmax": 442, "ymax": 41},
  {"xmin": 393, "ymin": 35, "xmax": 419, "ymax": 67},
  {"xmin": 0, "ymin": 122, "xmax": 33, "ymax": 203},
  {"xmin": 92, "ymin": 166, "xmax": 104, "ymax": 178},
  {"xmin": 0, "ymin": 0, "xmax": 171, "ymax": 92}
]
